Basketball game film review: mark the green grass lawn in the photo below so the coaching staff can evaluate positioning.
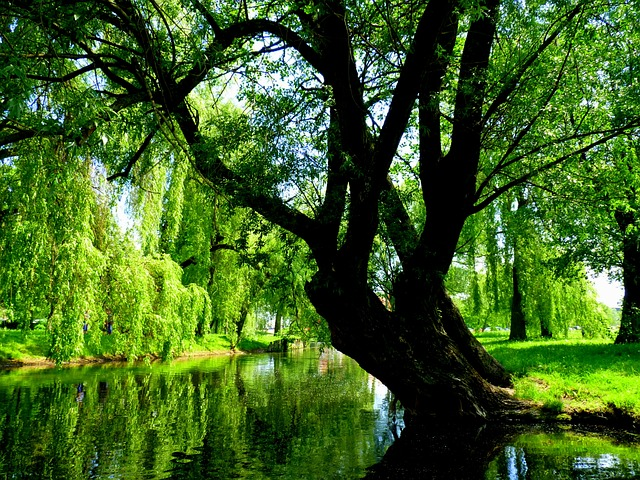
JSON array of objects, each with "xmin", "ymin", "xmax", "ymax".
[
  {"xmin": 478, "ymin": 331, "xmax": 640, "ymax": 417},
  {"xmin": 0, "ymin": 329, "xmax": 50, "ymax": 362}
]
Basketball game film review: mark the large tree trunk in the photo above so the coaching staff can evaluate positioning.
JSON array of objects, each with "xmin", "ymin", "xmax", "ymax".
[
  {"xmin": 274, "ymin": 308, "xmax": 283, "ymax": 335},
  {"xmin": 615, "ymin": 218, "xmax": 640, "ymax": 343},
  {"xmin": 182, "ymin": 0, "xmax": 518, "ymax": 423},
  {"xmin": 509, "ymin": 258, "xmax": 527, "ymax": 341},
  {"xmin": 306, "ymin": 266, "xmax": 518, "ymax": 422}
]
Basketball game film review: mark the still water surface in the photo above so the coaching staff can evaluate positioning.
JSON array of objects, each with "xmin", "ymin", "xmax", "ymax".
[{"xmin": 0, "ymin": 348, "xmax": 638, "ymax": 479}]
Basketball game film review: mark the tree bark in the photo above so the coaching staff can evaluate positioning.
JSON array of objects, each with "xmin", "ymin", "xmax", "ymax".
[
  {"xmin": 540, "ymin": 315, "xmax": 553, "ymax": 338},
  {"xmin": 615, "ymin": 212, "xmax": 640, "ymax": 343},
  {"xmin": 509, "ymin": 256, "xmax": 527, "ymax": 341},
  {"xmin": 307, "ymin": 266, "xmax": 518, "ymax": 422},
  {"xmin": 274, "ymin": 309, "xmax": 283, "ymax": 335},
  {"xmin": 231, "ymin": 303, "xmax": 249, "ymax": 350}
]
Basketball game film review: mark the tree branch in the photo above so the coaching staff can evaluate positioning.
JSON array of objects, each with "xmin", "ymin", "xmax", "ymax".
[
  {"xmin": 180, "ymin": 243, "xmax": 236, "ymax": 268},
  {"xmin": 24, "ymin": 62, "xmax": 97, "ymax": 83},
  {"xmin": 418, "ymin": 11, "xmax": 459, "ymax": 187},
  {"xmin": 476, "ymin": 37, "xmax": 574, "ymax": 199},
  {"xmin": 173, "ymin": 18, "xmax": 327, "ymax": 108},
  {"xmin": 380, "ymin": 177, "xmax": 419, "ymax": 267},
  {"xmin": 106, "ymin": 128, "xmax": 156, "ymax": 181},
  {"xmin": 482, "ymin": 3, "xmax": 583, "ymax": 123},
  {"xmin": 472, "ymin": 124, "xmax": 640, "ymax": 213},
  {"xmin": 372, "ymin": 0, "xmax": 457, "ymax": 183},
  {"xmin": 174, "ymin": 103, "xmax": 321, "ymax": 253}
]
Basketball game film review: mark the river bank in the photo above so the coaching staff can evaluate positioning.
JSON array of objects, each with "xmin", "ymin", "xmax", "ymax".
[
  {"xmin": 0, "ymin": 329, "xmax": 281, "ymax": 368},
  {"xmin": 2, "ymin": 328, "xmax": 640, "ymax": 428},
  {"xmin": 478, "ymin": 331, "xmax": 640, "ymax": 427}
]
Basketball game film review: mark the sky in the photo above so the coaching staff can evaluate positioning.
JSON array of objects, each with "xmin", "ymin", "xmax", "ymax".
[{"xmin": 591, "ymin": 274, "xmax": 624, "ymax": 309}]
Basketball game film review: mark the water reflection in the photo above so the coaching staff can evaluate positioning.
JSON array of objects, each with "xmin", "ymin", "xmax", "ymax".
[
  {"xmin": 0, "ymin": 350, "xmax": 638, "ymax": 479},
  {"xmin": 0, "ymin": 349, "xmax": 397, "ymax": 479},
  {"xmin": 366, "ymin": 422, "xmax": 640, "ymax": 479},
  {"xmin": 487, "ymin": 429, "xmax": 640, "ymax": 479}
]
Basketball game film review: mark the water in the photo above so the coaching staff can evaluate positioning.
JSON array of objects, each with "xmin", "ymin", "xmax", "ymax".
[
  {"xmin": 0, "ymin": 349, "xmax": 638, "ymax": 479},
  {"xmin": 487, "ymin": 428, "xmax": 640, "ymax": 479},
  {"xmin": 0, "ymin": 349, "xmax": 398, "ymax": 479}
]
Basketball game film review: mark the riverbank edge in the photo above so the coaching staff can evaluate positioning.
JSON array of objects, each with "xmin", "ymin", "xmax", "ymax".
[
  {"xmin": 0, "ymin": 348, "xmax": 247, "ymax": 369},
  {"xmin": 495, "ymin": 396, "xmax": 640, "ymax": 433},
  {"xmin": 0, "ymin": 332, "xmax": 295, "ymax": 369},
  {"xmin": 2, "ymin": 334, "xmax": 639, "ymax": 431}
]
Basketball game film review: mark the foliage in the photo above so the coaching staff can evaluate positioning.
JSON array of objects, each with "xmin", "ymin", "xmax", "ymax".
[
  {"xmin": 0, "ymin": 138, "xmax": 214, "ymax": 362},
  {"xmin": 99, "ymin": 250, "xmax": 211, "ymax": 360},
  {"xmin": 159, "ymin": 160, "xmax": 321, "ymax": 342},
  {"xmin": 448, "ymin": 194, "xmax": 612, "ymax": 338},
  {"xmin": 3, "ymin": 0, "xmax": 640, "ymax": 417}
]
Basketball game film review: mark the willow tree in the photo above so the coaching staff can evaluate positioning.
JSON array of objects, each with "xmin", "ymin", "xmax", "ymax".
[
  {"xmin": 447, "ymin": 189, "xmax": 611, "ymax": 340},
  {"xmin": 610, "ymin": 141, "xmax": 640, "ymax": 343},
  {"xmin": 2, "ymin": 0, "xmax": 639, "ymax": 419},
  {"xmin": 0, "ymin": 137, "xmax": 106, "ymax": 361}
]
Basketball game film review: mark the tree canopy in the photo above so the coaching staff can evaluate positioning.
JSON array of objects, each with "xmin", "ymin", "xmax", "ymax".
[{"xmin": 2, "ymin": 0, "xmax": 640, "ymax": 420}]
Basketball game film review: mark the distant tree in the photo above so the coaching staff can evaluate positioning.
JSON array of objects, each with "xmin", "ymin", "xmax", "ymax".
[
  {"xmin": 550, "ymin": 136, "xmax": 640, "ymax": 343},
  {"xmin": 448, "ymin": 188, "xmax": 610, "ymax": 340}
]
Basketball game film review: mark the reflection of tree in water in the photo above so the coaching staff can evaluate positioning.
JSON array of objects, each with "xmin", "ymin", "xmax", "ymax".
[
  {"xmin": 366, "ymin": 423, "xmax": 640, "ymax": 480},
  {"xmin": 236, "ymin": 355, "xmax": 301, "ymax": 472},
  {"xmin": 488, "ymin": 430, "xmax": 640, "ymax": 479},
  {"xmin": 494, "ymin": 445, "xmax": 529, "ymax": 478},
  {"xmin": 170, "ymin": 353, "xmax": 378, "ymax": 479},
  {"xmin": 365, "ymin": 421, "xmax": 512, "ymax": 479},
  {"xmin": 3, "ymin": 357, "xmax": 637, "ymax": 479}
]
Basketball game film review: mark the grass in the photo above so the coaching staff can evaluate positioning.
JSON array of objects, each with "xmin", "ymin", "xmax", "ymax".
[
  {"xmin": 182, "ymin": 332, "xmax": 276, "ymax": 355},
  {"xmin": 478, "ymin": 331, "xmax": 640, "ymax": 418},
  {"xmin": 0, "ymin": 329, "xmax": 49, "ymax": 362},
  {"xmin": 237, "ymin": 332, "xmax": 277, "ymax": 351}
]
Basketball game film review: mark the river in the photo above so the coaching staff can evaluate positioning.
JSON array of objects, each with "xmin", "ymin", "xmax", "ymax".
[{"xmin": 0, "ymin": 348, "xmax": 638, "ymax": 478}]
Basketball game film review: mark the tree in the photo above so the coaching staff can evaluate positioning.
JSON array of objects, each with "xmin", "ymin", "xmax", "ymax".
[
  {"xmin": 0, "ymin": 138, "xmax": 212, "ymax": 363},
  {"xmin": 447, "ymin": 188, "xmax": 611, "ymax": 340},
  {"xmin": 552, "ymin": 136, "xmax": 640, "ymax": 343},
  {"xmin": 0, "ymin": 137, "xmax": 107, "ymax": 358},
  {"xmin": 156, "ymin": 154, "xmax": 319, "ymax": 340},
  {"xmin": 591, "ymin": 139, "xmax": 640, "ymax": 344},
  {"xmin": 2, "ymin": 0, "xmax": 639, "ymax": 420}
]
